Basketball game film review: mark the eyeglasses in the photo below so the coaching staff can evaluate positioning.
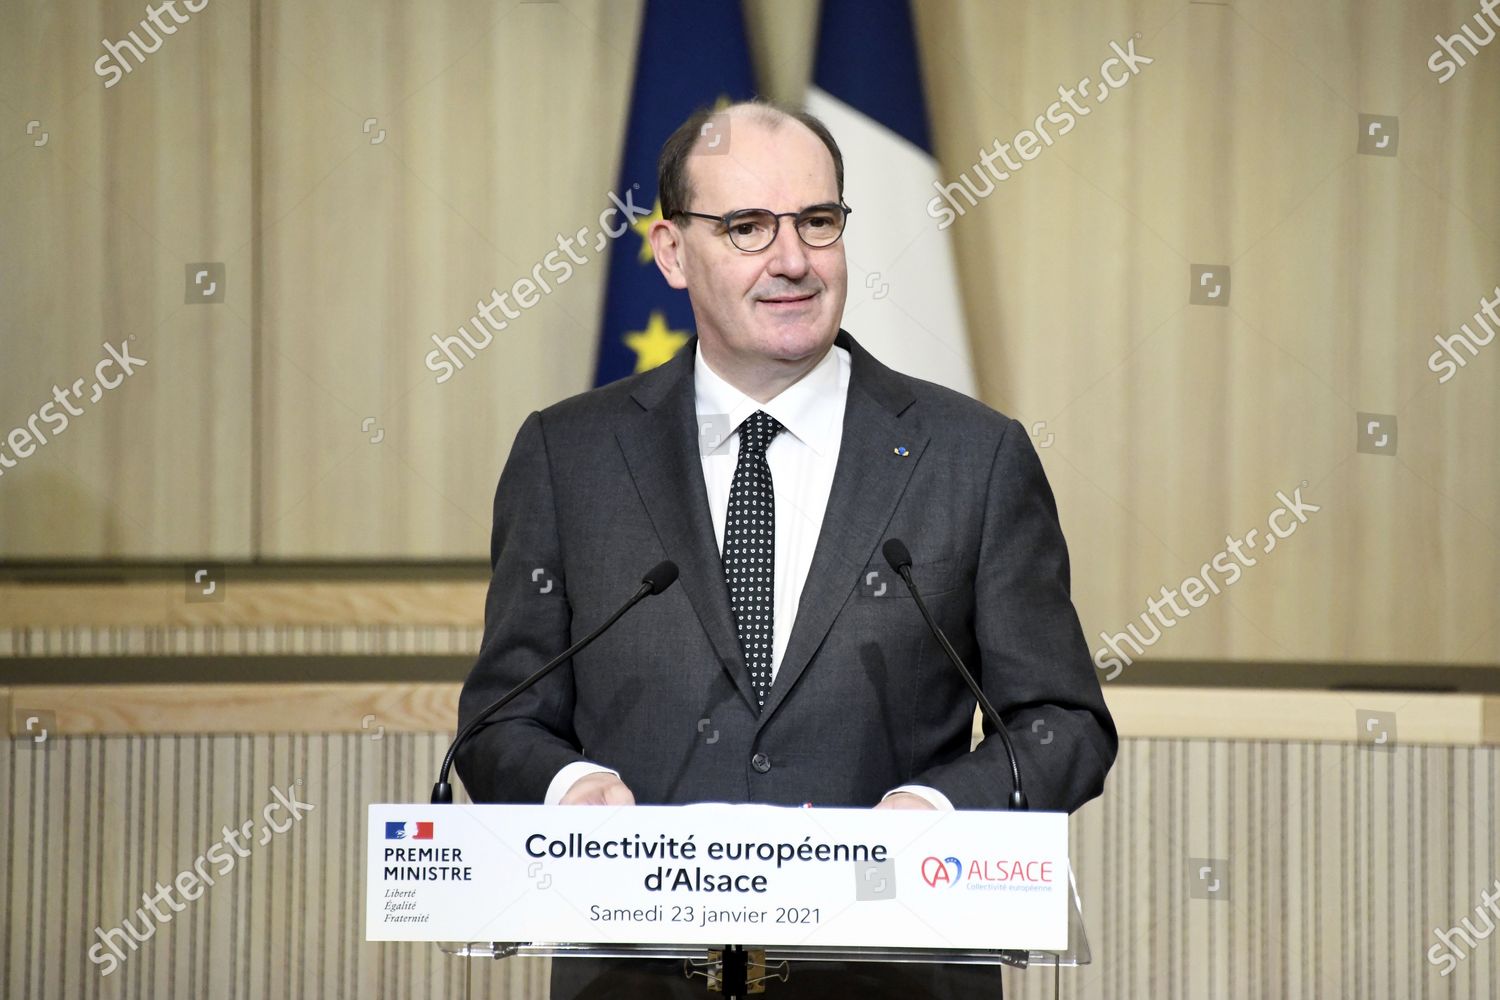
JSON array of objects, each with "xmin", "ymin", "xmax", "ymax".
[{"xmin": 675, "ymin": 202, "xmax": 852, "ymax": 253}]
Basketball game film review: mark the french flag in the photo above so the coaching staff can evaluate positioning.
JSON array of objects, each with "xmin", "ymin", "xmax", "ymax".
[
  {"xmin": 807, "ymin": 0, "xmax": 977, "ymax": 396},
  {"xmin": 385, "ymin": 821, "xmax": 433, "ymax": 840}
]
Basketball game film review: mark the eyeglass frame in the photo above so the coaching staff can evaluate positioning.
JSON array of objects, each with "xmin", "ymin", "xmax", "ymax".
[{"xmin": 672, "ymin": 201, "xmax": 853, "ymax": 252}]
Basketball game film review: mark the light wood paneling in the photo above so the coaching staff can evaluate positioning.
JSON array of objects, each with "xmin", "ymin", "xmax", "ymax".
[
  {"xmin": 0, "ymin": 623, "xmax": 482, "ymax": 658},
  {"xmin": 0, "ymin": 581, "xmax": 487, "ymax": 627},
  {"xmin": 3, "ymin": 683, "xmax": 460, "ymax": 736},
  {"xmin": 3, "ymin": 732, "xmax": 1494, "ymax": 998},
  {"xmin": 1105, "ymin": 686, "xmax": 1500, "ymax": 746},
  {"xmin": 254, "ymin": 0, "xmax": 641, "ymax": 558},
  {"xmin": 0, "ymin": 1, "xmax": 254, "ymax": 558},
  {"xmin": 1, "ymin": 733, "xmax": 549, "ymax": 999},
  {"xmin": 7, "ymin": 682, "xmax": 1499, "ymax": 747},
  {"xmin": 912, "ymin": 0, "xmax": 1500, "ymax": 667},
  {"xmin": 3, "ymin": 0, "xmax": 1498, "ymax": 664}
]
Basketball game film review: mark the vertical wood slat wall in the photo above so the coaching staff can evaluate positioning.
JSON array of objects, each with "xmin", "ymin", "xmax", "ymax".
[{"xmin": 4, "ymin": 734, "xmax": 1493, "ymax": 999}]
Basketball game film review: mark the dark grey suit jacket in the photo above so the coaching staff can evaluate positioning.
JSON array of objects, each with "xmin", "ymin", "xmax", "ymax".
[{"xmin": 456, "ymin": 330, "xmax": 1115, "ymax": 812}]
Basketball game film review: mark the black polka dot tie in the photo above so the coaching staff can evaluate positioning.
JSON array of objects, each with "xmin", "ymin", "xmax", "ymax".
[{"xmin": 723, "ymin": 410, "xmax": 783, "ymax": 710}]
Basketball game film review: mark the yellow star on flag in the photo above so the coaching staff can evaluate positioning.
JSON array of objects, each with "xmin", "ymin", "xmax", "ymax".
[
  {"xmin": 632, "ymin": 199, "xmax": 663, "ymax": 263},
  {"xmin": 624, "ymin": 311, "xmax": 690, "ymax": 372}
]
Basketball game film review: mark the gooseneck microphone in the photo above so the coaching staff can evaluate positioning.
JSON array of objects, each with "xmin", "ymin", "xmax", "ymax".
[
  {"xmin": 430, "ymin": 560, "xmax": 679, "ymax": 804},
  {"xmin": 882, "ymin": 539, "xmax": 1028, "ymax": 810}
]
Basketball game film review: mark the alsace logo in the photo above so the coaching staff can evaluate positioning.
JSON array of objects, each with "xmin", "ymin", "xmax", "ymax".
[
  {"xmin": 921, "ymin": 856, "xmax": 963, "ymax": 888},
  {"xmin": 920, "ymin": 854, "xmax": 1055, "ymax": 888},
  {"xmin": 385, "ymin": 821, "xmax": 434, "ymax": 840}
]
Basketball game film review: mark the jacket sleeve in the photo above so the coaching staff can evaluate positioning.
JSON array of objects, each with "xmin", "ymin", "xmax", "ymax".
[
  {"xmin": 908, "ymin": 417, "xmax": 1117, "ymax": 812},
  {"xmin": 454, "ymin": 411, "xmax": 588, "ymax": 803}
]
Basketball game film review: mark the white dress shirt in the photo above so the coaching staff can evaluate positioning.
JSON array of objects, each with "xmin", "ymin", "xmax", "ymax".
[
  {"xmin": 695, "ymin": 341, "xmax": 848, "ymax": 681},
  {"xmin": 546, "ymin": 343, "xmax": 951, "ymax": 810}
]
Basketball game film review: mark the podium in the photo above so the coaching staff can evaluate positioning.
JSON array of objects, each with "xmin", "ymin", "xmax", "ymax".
[{"xmin": 367, "ymin": 803, "xmax": 1090, "ymax": 998}]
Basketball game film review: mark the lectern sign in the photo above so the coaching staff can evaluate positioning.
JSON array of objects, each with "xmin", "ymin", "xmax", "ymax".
[{"xmin": 366, "ymin": 804, "xmax": 1068, "ymax": 951}]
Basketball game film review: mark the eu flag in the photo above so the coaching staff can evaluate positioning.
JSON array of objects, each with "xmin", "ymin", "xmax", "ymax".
[{"xmin": 592, "ymin": 0, "xmax": 757, "ymax": 386}]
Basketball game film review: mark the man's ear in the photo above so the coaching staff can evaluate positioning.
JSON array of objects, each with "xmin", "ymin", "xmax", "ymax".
[{"xmin": 649, "ymin": 220, "xmax": 689, "ymax": 290}]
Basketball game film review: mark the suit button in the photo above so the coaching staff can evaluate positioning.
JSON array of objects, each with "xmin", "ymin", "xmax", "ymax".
[{"xmin": 750, "ymin": 753, "xmax": 771, "ymax": 773}]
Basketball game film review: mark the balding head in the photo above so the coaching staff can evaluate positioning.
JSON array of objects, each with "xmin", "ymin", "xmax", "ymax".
[{"xmin": 657, "ymin": 101, "xmax": 844, "ymax": 222}]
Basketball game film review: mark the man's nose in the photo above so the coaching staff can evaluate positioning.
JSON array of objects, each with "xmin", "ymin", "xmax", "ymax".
[{"xmin": 763, "ymin": 220, "xmax": 810, "ymax": 279}]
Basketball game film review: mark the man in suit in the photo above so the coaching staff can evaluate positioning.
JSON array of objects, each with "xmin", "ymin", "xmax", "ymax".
[{"xmin": 457, "ymin": 101, "xmax": 1115, "ymax": 998}]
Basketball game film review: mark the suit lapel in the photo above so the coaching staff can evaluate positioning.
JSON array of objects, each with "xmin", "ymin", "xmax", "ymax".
[
  {"xmin": 758, "ymin": 333, "xmax": 928, "ymax": 722},
  {"xmin": 614, "ymin": 344, "xmax": 758, "ymax": 711}
]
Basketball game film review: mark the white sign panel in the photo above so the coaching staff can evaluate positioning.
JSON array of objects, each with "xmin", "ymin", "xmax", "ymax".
[{"xmin": 366, "ymin": 804, "xmax": 1068, "ymax": 951}]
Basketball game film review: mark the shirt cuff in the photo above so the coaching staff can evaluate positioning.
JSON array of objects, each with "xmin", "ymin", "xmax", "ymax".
[
  {"xmin": 883, "ymin": 784, "xmax": 955, "ymax": 811},
  {"xmin": 545, "ymin": 761, "xmax": 620, "ymax": 806}
]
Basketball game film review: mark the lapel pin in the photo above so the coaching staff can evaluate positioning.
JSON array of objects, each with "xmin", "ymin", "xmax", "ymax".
[{"xmin": 893, "ymin": 446, "xmax": 909, "ymax": 457}]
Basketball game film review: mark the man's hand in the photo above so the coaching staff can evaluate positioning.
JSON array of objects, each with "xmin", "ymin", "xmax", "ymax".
[
  {"xmin": 560, "ymin": 772, "xmax": 636, "ymax": 806},
  {"xmin": 874, "ymin": 792, "xmax": 936, "ymax": 810}
]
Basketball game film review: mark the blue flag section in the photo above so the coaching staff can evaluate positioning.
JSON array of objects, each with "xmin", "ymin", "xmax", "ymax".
[
  {"xmin": 808, "ymin": 0, "xmax": 977, "ymax": 395},
  {"xmin": 813, "ymin": 0, "xmax": 932, "ymax": 154},
  {"xmin": 591, "ymin": 0, "xmax": 757, "ymax": 387}
]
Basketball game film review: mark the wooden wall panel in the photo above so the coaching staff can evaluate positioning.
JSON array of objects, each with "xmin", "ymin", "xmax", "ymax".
[
  {"xmin": 3, "ymin": 731, "xmax": 1494, "ymax": 998},
  {"xmin": 254, "ymin": 0, "xmax": 639, "ymax": 557},
  {"xmin": 0, "ymin": 1, "xmax": 254, "ymax": 558},
  {"xmin": 3, "ymin": 1, "xmax": 1497, "ymax": 654},
  {"xmin": 5, "ymin": 683, "xmax": 1498, "ymax": 746},
  {"xmin": 0, "ymin": 580, "xmax": 488, "ymax": 627},
  {"xmin": 910, "ymin": 0, "xmax": 1500, "ymax": 666}
]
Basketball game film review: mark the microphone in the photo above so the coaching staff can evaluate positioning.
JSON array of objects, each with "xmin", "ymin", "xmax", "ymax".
[
  {"xmin": 882, "ymin": 539, "xmax": 1028, "ymax": 810},
  {"xmin": 430, "ymin": 559, "xmax": 679, "ymax": 804}
]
